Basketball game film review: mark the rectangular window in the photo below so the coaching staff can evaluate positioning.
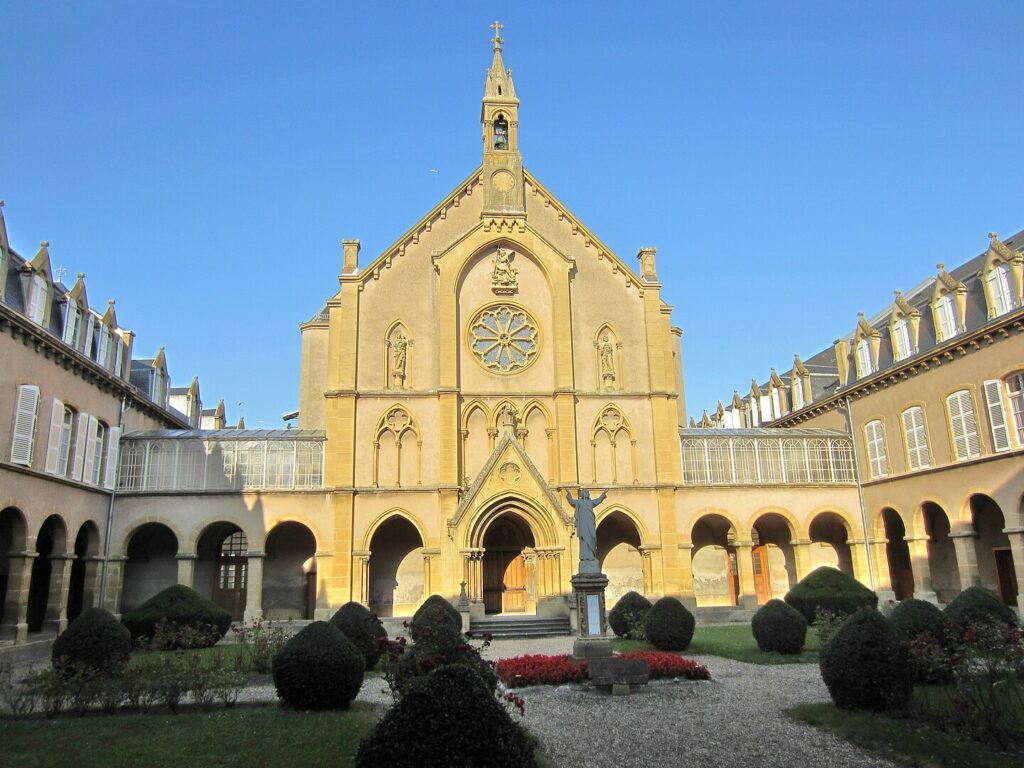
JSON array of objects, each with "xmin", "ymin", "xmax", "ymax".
[
  {"xmin": 947, "ymin": 389, "xmax": 981, "ymax": 460},
  {"xmin": 936, "ymin": 294, "xmax": 958, "ymax": 341},
  {"xmin": 864, "ymin": 419, "xmax": 889, "ymax": 478},
  {"xmin": 95, "ymin": 328, "xmax": 110, "ymax": 368},
  {"xmin": 901, "ymin": 406, "xmax": 931, "ymax": 470},
  {"xmin": 62, "ymin": 305, "xmax": 82, "ymax": 349},
  {"xmin": 855, "ymin": 338, "xmax": 873, "ymax": 377},
  {"xmin": 11, "ymin": 384, "xmax": 41, "ymax": 466},
  {"xmin": 1007, "ymin": 373, "xmax": 1024, "ymax": 446},
  {"xmin": 91, "ymin": 421, "xmax": 107, "ymax": 486},
  {"xmin": 27, "ymin": 275, "xmax": 47, "ymax": 324},
  {"xmin": 792, "ymin": 382, "xmax": 805, "ymax": 410},
  {"xmin": 989, "ymin": 264, "xmax": 1014, "ymax": 317},
  {"xmin": 893, "ymin": 318, "xmax": 912, "ymax": 361}
]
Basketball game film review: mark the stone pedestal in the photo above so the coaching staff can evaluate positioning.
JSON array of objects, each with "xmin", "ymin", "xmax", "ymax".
[{"xmin": 570, "ymin": 572, "xmax": 612, "ymax": 661}]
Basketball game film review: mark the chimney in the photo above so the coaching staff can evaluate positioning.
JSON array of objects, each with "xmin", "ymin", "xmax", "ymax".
[{"xmin": 342, "ymin": 239, "xmax": 361, "ymax": 275}]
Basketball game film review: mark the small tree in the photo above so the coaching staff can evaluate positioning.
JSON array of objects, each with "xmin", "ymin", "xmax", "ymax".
[
  {"xmin": 329, "ymin": 602, "xmax": 387, "ymax": 668},
  {"xmin": 272, "ymin": 621, "xmax": 364, "ymax": 710},
  {"xmin": 643, "ymin": 597, "xmax": 695, "ymax": 651},
  {"xmin": 52, "ymin": 608, "xmax": 132, "ymax": 676},
  {"xmin": 751, "ymin": 599, "xmax": 807, "ymax": 654},
  {"xmin": 608, "ymin": 591, "xmax": 652, "ymax": 639},
  {"xmin": 819, "ymin": 608, "xmax": 912, "ymax": 711},
  {"xmin": 784, "ymin": 566, "xmax": 877, "ymax": 624}
]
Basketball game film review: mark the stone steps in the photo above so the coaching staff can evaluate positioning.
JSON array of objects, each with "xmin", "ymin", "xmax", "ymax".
[{"xmin": 469, "ymin": 615, "xmax": 572, "ymax": 638}]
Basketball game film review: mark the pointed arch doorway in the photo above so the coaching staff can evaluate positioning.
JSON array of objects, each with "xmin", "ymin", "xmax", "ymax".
[{"xmin": 482, "ymin": 513, "xmax": 535, "ymax": 614}]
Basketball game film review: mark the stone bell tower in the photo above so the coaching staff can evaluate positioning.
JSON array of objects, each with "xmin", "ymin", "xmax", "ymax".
[{"xmin": 481, "ymin": 21, "xmax": 525, "ymax": 216}]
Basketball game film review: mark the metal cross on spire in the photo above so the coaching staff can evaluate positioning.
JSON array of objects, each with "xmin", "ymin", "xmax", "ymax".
[{"xmin": 490, "ymin": 20, "xmax": 504, "ymax": 51}]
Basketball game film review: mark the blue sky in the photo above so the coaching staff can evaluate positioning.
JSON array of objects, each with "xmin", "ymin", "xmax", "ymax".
[{"xmin": 2, "ymin": 2, "xmax": 1022, "ymax": 427}]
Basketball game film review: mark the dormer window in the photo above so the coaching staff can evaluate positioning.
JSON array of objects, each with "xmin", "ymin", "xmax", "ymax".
[
  {"xmin": 988, "ymin": 263, "xmax": 1014, "ymax": 317},
  {"xmin": 855, "ymin": 337, "xmax": 873, "ymax": 377},
  {"xmin": 28, "ymin": 274, "xmax": 48, "ymax": 324},
  {"xmin": 63, "ymin": 304, "xmax": 82, "ymax": 349},
  {"xmin": 936, "ymin": 293, "xmax": 958, "ymax": 341},
  {"xmin": 493, "ymin": 114, "xmax": 509, "ymax": 150},
  {"xmin": 893, "ymin": 317, "xmax": 912, "ymax": 361}
]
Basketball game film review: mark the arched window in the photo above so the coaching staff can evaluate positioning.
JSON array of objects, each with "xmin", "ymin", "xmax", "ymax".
[
  {"xmin": 493, "ymin": 114, "xmax": 509, "ymax": 150},
  {"xmin": 901, "ymin": 406, "xmax": 930, "ymax": 470},
  {"xmin": 864, "ymin": 419, "xmax": 888, "ymax": 479}
]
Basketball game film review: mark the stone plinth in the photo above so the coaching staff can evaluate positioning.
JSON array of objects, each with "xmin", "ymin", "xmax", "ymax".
[
  {"xmin": 570, "ymin": 571, "xmax": 612, "ymax": 662},
  {"xmin": 588, "ymin": 656, "xmax": 650, "ymax": 693}
]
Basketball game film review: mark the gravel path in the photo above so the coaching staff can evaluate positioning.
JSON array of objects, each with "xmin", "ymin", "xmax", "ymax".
[{"xmin": 479, "ymin": 637, "xmax": 899, "ymax": 768}]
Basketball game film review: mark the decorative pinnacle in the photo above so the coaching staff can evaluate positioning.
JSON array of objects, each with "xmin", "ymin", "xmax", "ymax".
[
  {"xmin": 40, "ymin": 240, "xmax": 49, "ymax": 248},
  {"xmin": 490, "ymin": 20, "xmax": 504, "ymax": 51},
  {"xmin": 936, "ymin": 262, "xmax": 945, "ymax": 271},
  {"xmin": 989, "ymin": 231, "xmax": 998, "ymax": 241}
]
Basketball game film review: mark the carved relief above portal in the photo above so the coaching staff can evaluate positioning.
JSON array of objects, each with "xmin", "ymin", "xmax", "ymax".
[{"xmin": 491, "ymin": 246, "xmax": 519, "ymax": 295}]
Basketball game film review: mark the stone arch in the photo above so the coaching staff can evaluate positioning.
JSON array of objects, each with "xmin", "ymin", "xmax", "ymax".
[
  {"xmin": 67, "ymin": 521, "xmax": 101, "ymax": 622},
  {"xmin": 374, "ymin": 404, "xmax": 422, "ymax": 487},
  {"xmin": 263, "ymin": 521, "xmax": 317, "ymax": 620},
  {"xmin": 122, "ymin": 522, "xmax": 179, "ymax": 614},
  {"xmin": 462, "ymin": 401, "xmax": 490, "ymax": 483},
  {"xmin": 920, "ymin": 500, "xmax": 960, "ymax": 603},
  {"xmin": 594, "ymin": 323, "xmax": 623, "ymax": 391},
  {"xmin": 596, "ymin": 509, "xmax": 644, "ymax": 603},
  {"xmin": 0, "ymin": 507, "xmax": 28, "ymax": 631},
  {"xmin": 807, "ymin": 511, "xmax": 854, "ymax": 576},
  {"xmin": 27, "ymin": 514, "xmax": 68, "ymax": 633},
  {"xmin": 750, "ymin": 511, "xmax": 797, "ymax": 601},
  {"xmin": 194, "ymin": 521, "xmax": 250, "ymax": 621},
  {"xmin": 384, "ymin": 319, "xmax": 412, "ymax": 389},
  {"xmin": 970, "ymin": 493, "xmax": 1016, "ymax": 604},
  {"xmin": 456, "ymin": 237, "xmax": 557, "ymax": 294},
  {"xmin": 363, "ymin": 508, "xmax": 430, "ymax": 552},
  {"xmin": 590, "ymin": 404, "xmax": 637, "ymax": 485},
  {"xmin": 182, "ymin": 515, "xmax": 258, "ymax": 555},
  {"xmin": 521, "ymin": 400, "xmax": 552, "ymax": 482},
  {"xmin": 366, "ymin": 513, "xmax": 425, "ymax": 617},
  {"xmin": 467, "ymin": 493, "xmax": 560, "ymax": 550},
  {"xmin": 114, "ymin": 516, "xmax": 186, "ymax": 556},
  {"xmin": 878, "ymin": 507, "xmax": 914, "ymax": 600},
  {"xmin": 690, "ymin": 513, "xmax": 739, "ymax": 607},
  {"xmin": 480, "ymin": 511, "xmax": 535, "ymax": 614}
]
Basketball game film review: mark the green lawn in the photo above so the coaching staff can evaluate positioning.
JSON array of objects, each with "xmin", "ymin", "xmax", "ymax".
[
  {"xmin": 788, "ymin": 702, "xmax": 1024, "ymax": 768},
  {"xmin": 612, "ymin": 624, "xmax": 822, "ymax": 664},
  {"xmin": 126, "ymin": 643, "xmax": 253, "ymax": 671},
  {"xmin": 1, "ymin": 704, "xmax": 378, "ymax": 768}
]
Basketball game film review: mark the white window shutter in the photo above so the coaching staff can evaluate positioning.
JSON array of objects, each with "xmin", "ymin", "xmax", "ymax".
[
  {"xmin": 82, "ymin": 415, "xmax": 99, "ymax": 484},
  {"xmin": 82, "ymin": 317, "xmax": 94, "ymax": 358},
  {"xmin": 103, "ymin": 427, "xmax": 121, "ymax": 490},
  {"xmin": 983, "ymin": 380, "xmax": 1011, "ymax": 452},
  {"xmin": 10, "ymin": 385, "xmax": 40, "ymax": 465},
  {"xmin": 44, "ymin": 399, "xmax": 65, "ymax": 474},
  {"xmin": 72, "ymin": 412, "xmax": 89, "ymax": 480}
]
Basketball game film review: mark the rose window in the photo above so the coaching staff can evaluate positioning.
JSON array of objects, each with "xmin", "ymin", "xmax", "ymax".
[{"xmin": 468, "ymin": 305, "xmax": 539, "ymax": 373}]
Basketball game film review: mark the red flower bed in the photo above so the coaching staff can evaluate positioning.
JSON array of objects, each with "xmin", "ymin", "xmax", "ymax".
[
  {"xmin": 617, "ymin": 651, "xmax": 710, "ymax": 680},
  {"xmin": 496, "ymin": 654, "xmax": 588, "ymax": 687}
]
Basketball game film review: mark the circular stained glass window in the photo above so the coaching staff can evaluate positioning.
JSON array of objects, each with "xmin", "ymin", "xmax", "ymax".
[{"xmin": 468, "ymin": 304, "xmax": 539, "ymax": 374}]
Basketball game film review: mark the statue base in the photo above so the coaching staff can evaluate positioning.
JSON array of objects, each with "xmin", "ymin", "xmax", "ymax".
[{"xmin": 571, "ymin": 571, "xmax": 609, "ymax": 638}]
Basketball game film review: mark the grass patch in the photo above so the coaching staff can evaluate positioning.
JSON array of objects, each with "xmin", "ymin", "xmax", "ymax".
[
  {"xmin": 612, "ymin": 625, "xmax": 821, "ymax": 664},
  {"xmin": 126, "ymin": 643, "xmax": 254, "ymax": 671},
  {"xmin": 787, "ymin": 702, "xmax": 1024, "ymax": 768},
  {"xmin": 1, "ymin": 703, "xmax": 378, "ymax": 768}
]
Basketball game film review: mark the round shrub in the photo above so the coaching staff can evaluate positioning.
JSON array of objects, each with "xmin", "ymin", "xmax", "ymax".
[
  {"xmin": 784, "ymin": 567, "xmax": 878, "ymax": 624},
  {"xmin": 356, "ymin": 663, "xmax": 537, "ymax": 768},
  {"xmin": 608, "ymin": 591, "xmax": 652, "ymax": 638},
  {"xmin": 120, "ymin": 585, "xmax": 232, "ymax": 648},
  {"xmin": 751, "ymin": 599, "xmax": 807, "ymax": 654},
  {"xmin": 329, "ymin": 601, "xmax": 387, "ymax": 669},
  {"xmin": 642, "ymin": 597, "xmax": 695, "ymax": 651},
  {"xmin": 409, "ymin": 601, "xmax": 462, "ymax": 645},
  {"xmin": 889, "ymin": 598, "xmax": 948, "ymax": 642},
  {"xmin": 52, "ymin": 607, "xmax": 132, "ymax": 676},
  {"xmin": 944, "ymin": 586, "xmax": 1017, "ymax": 631},
  {"xmin": 272, "ymin": 621, "xmax": 364, "ymax": 710},
  {"xmin": 411, "ymin": 595, "xmax": 461, "ymax": 632},
  {"xmin": 819, "ymin": 608, "xmax": 912, "ymax": 711}
]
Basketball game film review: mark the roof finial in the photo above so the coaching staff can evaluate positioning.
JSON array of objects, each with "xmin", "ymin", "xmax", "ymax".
[{"xmin": 490, "ymin": 20, "xmax": 504, "ymax": 52}]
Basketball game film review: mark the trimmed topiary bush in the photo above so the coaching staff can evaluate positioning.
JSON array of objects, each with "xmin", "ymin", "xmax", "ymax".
[
  {"xmin": 944, "ymin": 586, "xmax": 1017, "ymax": 631},
  {"xmin": 121, "ymin": 585, "xmax": 232, "ymax": 648},
  {"xmin": 330, "ymin": 602, "xmax": 387, "ymax": 669},
  {"xmin": 409, "ymin": 600, "xmax": 462, "ymax": 645},
  {"xmin": 411, "ymin": 594, "xmax": 461, "ymax": 633},
  {"xmin": 819, "ymin": 608, "xmax": 912, "ymax": 711},
  {"xmin": 784, "ymin": 566, "xmax": 878, "ymax": 624},
  {"xmin": 751, "ymin": 599, "xmax": 807, "ymax": 654},
  {"xmin": 272, "ymin": 621, "xmax": 364, "ymax": 710},
  {"xmin": 608, "ymin": 591, "xmax": 652, "ymax": 639},
  {"xmin": 356, "ymin": 663, "xmax": 537, "ymax": 768},
  {"xmin": 889, "ymin": 598, "xmax": 948, "ymax": 642},
  {"xmin": 642, "ymin": 597, "xmax": 695, "ymax": 651},
  {"xmin": 52, "ymin": 607, "xmax": 132, "ymax": 676}
]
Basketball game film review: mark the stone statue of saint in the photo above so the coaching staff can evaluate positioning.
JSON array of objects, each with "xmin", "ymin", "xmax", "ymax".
[
  {"xmin": 392, "ymin": 332, "xmax": 408, "ymax": 380},
  {"xmin": 599, "ymin": 335, "xmax": 615, "ymax": 381},
  {"xmin": 492, "ymin": 247, "xmax": 518, "ymax": 287},
  {"xmin": 500, "ymin": 402, "xmax": 518, "ymax": 432},
  {"xmin": 565, "ymin": 488, "xmax": 607, "ymax": 575}
]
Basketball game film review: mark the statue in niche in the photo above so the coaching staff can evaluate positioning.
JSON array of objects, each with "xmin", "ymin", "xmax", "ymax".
[
  {"xmin": 391, "ymin": 331, "xmax": 409, "ymax": 387},
  {"xmin": 599, "ymin": 335, "xmax": 616, "ymax": 386},
  {"xmin": 500, "ymin": 402, "xmax": 518, "ymax": 433},
  {"xmin": 491, "ymin": 246, "xmax": 519, "ymax": 294},
  {"xmin": 565, "ymin": 488, "xmax": 608, "ymax": 575}
]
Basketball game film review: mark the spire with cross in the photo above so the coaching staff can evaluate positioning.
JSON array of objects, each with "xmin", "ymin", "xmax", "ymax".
[{"xmin": 490, "ymin": 20, "xmax": 504, "ymax": 52}]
